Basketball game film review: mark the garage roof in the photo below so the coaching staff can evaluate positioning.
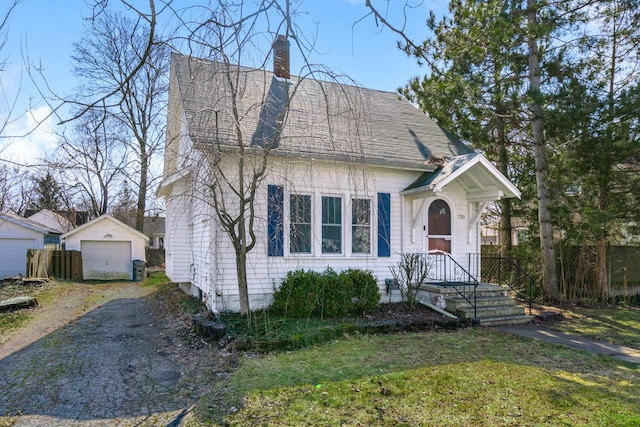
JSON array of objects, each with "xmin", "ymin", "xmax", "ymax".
[
  {"xmin": 61, "ymin": 214, "xmax": 149, "ymax": 240},
  {"xmin": 0, "ymin": 213, "xmax": 61, "ymax": 235}
]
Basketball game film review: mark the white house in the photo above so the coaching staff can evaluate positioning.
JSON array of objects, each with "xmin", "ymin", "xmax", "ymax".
[
  {"xmin": 0, "ymin": 213, "xmax": 61, "ymax": 279},
  {"xmin": 27, "ymin": 209, "xmax": 74, "ymax": 234},
  {"xmin": 61, "ymin": 214, "xmax": 148, "ymax": 280},
  {"xmin": 157, "ymin": 39, "xmax": 520, "ymax": 313}
]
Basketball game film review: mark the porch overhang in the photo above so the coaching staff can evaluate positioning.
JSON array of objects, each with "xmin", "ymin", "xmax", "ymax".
[{"xmin": 400, "ymin": 152, "xmax": 521, "ymax": 201}]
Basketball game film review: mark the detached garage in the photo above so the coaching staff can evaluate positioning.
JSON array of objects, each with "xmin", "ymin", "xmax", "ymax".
[
  {"xmin": 62, "ymin": 214, "xmax": 148, "ymax": 280},
  {"xmin": 0, "ymin": 213, "xmax": 61, "ymax": 279}
]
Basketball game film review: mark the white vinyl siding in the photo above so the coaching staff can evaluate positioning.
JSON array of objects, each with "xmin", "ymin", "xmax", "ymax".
[
  {"xmin": 170, "ymin": 154, "xmax": 481, "ymax": 313},
  {"xmin": 0, "ymin": 238, "xmax": 37, "ymax": 278}
]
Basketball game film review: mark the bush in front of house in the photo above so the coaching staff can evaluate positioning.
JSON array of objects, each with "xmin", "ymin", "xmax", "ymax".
[
  {"xmin": 344, "ymin": 268, "xmax": 381, "ymax": 314},
  {"xmin": 271, "ymin": 268, "xmax": 380, "ymax": 319},
  {"xmin": 270, "ymin": 269, "xmax": 323, "ymax": 318}
]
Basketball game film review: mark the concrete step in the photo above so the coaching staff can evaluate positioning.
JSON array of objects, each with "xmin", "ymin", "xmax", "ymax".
[
  {"xmin": 447, "ymin": 296, "xmax": 517, "ymax": 311},
  {"xmin": 421, "ymin": 284, "xmax": 510, "ymax": 299},
  {"xmin": 454, "ymin": 304, "xmax": 526, "ymax": 320},
  {"xmin": 477, "ymin": 314, "xmax": 533, "ymax": 327}
]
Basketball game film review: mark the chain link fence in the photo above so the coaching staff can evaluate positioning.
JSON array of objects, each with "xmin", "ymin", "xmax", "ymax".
[
  {"xmin": 556, "ymin": 245, "xmax": 640, "ymax": 300},
  {"xmin": 482, "ymin": 244, "xmax": 640, "ymax": 302}
]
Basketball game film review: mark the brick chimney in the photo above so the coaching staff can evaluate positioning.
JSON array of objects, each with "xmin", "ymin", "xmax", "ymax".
[{"xmin": 273, "ymin": 35, "xmax": 290, "ymax": 79}]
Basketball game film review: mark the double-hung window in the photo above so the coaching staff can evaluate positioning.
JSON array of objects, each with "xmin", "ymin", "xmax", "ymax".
[
  {"xmin": 351, "ymin": 198, "xmax": 371, "ymax": 254},
  {"xmin": 290, "ymin": 194, "xmax": 312, "ymax": 254},
  {"xmin": 322, "ymin": 196, "xmax": 342, "ymax": 254}
]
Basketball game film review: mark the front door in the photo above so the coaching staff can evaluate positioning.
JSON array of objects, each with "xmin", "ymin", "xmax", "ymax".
[{"xmin": 427, "ymin": 199, "xmax": 451, "ymax": 253}]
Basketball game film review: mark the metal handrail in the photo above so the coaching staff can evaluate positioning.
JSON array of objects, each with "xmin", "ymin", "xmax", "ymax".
[
  {"xmin": 481, "ymin": 254, "xmax": 534, "ymax": 315},
  {"xmin": 417, "ymin": 252, "xmax": 480, "ymax": 320}
]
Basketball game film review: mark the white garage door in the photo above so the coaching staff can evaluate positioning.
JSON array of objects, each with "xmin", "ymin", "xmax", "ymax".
[
  {"xmin": 81, "ymin": 240, "xmax": 132, "ymax": 280},
  {"xmin": 0, "ymin": 238, "xmax": 36, "ymax": 279}
]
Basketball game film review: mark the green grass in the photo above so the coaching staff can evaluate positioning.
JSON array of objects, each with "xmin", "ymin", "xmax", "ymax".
[
  {"xmin": 549, "ymin": 306, "xmax": 640, "ymax": 349},
  {"xmin": 229, "ymin": 360, "xmax": 639, "ymax": 426},
  {"xmin": 143, "ymin": 271, "xmax": 173, "ymax": 288},
  {"xmin": 0, "ymin": 280, "xmax": 55, "ymax": 340},
  {"xmin": 191, "ymin": 328, "xmax": 640, "ymax": 426},
  {"xmin": 0, "ymin": 310, "xmax": 31, "ymax": 335},
  {"xmin": 221, "ymin": 311, "xmax": 360, "ymax": 351}
]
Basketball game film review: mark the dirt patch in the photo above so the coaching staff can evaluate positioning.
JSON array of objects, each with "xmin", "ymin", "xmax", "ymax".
[{"xmin": 357, "ymin": 302, "xmax": 455, "ymax": 324}]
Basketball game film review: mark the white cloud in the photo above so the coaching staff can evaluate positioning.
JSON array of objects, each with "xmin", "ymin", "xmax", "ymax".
[{"xmin": 1, "ymin": 105, "xmax": 59, "ymax": 165}]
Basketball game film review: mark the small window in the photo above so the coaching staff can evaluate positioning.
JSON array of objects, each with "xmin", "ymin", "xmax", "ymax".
[
  {"xmin": 290, "ymin": 194, "xmax": 312, "ymax": 253},
  {"xmin": 322, "ymin": 196, "xmax": 342, "ymax": 254},
  {"xmin": 352, "ymin": 198, "xmax": 371, "ymax": 254}
]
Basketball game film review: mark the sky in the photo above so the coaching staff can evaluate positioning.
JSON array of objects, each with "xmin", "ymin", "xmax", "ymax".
[{"xmin": 1, "ymin": 0, "xmax": 447, "ymax": 164}]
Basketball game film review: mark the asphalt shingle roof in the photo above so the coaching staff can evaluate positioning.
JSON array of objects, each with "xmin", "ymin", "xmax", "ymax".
[{"xmin": 172, "ymin": 53, "xmax": 472, "ymax": 170}]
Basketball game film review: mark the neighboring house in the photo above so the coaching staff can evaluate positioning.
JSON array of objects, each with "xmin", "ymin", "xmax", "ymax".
[
  {"xmin": 27, "ymin": 209, "xmax": 74, "ymax": 234},
  {"xmin": 480, "ymin": 216, "xmax": 529, "ymax": 247},
  {"xmin": 0, "ymin": 213, "xmax": 61, "ymax": 279},
  {"xmin": 61, "ymin": 214, "xmax": 148, "ymax": 280},
  {"xmin": 24, "ymin": 209, "xmax": 89, "ymax": 229},
  {"xmin": 127, "ymin": 214, "xmax": 166, "ymax": 249},
  {"xmin": 157, "ymin": 41, "xmax": 520, "ymax": 313}
]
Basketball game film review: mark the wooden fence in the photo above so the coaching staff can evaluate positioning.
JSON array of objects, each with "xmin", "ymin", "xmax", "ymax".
[{"xmin": 26, "ymin": 249, "xmax": 83, "ymax": 281}]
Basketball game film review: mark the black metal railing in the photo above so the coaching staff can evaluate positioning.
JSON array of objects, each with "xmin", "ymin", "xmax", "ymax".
[
  {"xmin": 481, "ymin": 254, "xmax": 534, "ymax": 315},
  {"xmin": 416, "ymin": 252, "xmax": 480, "ymax": 319}
]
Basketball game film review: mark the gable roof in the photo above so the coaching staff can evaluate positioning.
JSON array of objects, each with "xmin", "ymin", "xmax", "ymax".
[
  {"xmin": 402, "ymin": 153, "xmax": 521, "ymax": 201},
  {"xmin": 126, "ymin": 215, "xmax": 165, "ymax": 237},
  {"xmin": 0, "ymin": 212, "xmax": 61, "ymax": 235},
  {"xmin": 61, "ymin": 214, "xmax": 149, "ymax": 241},
  {"xmin": 171, "ymin": 53, "xmax": 473, "ymax": 171},
  {"xmin": 27, "ymin": 209, "xmax": 74, "ymax": 233}
]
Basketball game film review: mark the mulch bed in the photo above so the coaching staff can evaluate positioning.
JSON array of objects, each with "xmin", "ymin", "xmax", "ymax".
[{"xmin": 346, "ymin": 302, "xmax": 463, "ymax": 333}]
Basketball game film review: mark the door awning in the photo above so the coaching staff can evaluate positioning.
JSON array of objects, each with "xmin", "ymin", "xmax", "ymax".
[{"xmin": 401, "ymin": 153, "xmax": 521, "ymax": 201}]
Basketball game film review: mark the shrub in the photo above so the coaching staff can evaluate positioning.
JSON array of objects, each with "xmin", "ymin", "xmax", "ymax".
[
  {"xmin": 321, "ymin": 268, "xmax": 353, "ymax": 318},
  {"xmin": 271, "ymin": 269, "xmax": 322, "ymax": 318},
  {"xmin": 344, "ymin": 269, "xmax": 380, "ymax": 314},
  {"xmin": 390, "ymin": 253, "xmax": 429, "ymax": 307},
  {"xmin": 271, "ymin": 268, "xmax": 380, "ymax": 319}
]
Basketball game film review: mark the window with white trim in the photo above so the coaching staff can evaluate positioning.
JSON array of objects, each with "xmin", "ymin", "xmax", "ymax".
[
  {"xmin": 351, "ymin": 198, "xmax": 371, "ymax": 254},
  {"xmin": 322, "ymin": 196, "xmax": 342, "ymax": 254},
  {"xmin": 289, "ymin": 194, "xmax": 312, "ymax": 253}
]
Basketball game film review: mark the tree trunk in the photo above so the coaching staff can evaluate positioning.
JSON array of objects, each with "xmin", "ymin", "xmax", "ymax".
[
  {"xmin": 136, "ymin": 147, "xmax": 148, "ymax": 232},
  {"xmin": 235, "ymin": 244, "xmax": 250, "ymax": 315},
  {"xmin": 527, "ymin": 0, "xmax": 559, "ymax": 301},
  {"xmin": 595, "ymin": 236, "xmax": 609, "ymax": 299},
  {"xmin": 496, "ymin": 117, "xmax": 513, "ymax": 256}
]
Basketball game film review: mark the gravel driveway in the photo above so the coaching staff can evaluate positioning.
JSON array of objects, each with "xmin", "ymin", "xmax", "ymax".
[{"xmin": 0, "ymin": 282, "xmax": 234, "ymax": 426}]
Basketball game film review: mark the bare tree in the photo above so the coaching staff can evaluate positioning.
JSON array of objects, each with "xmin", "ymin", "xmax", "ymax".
[
  {"xmin": 0, "ymin": 163, "xmax": 31, "ymax": 214},
  {"xmin": 49, "ymin": 108, "xmax": 128, "ymax": 218},
  {"xmin": 45, "ymin": 1, "xmax": 168, "ymax": 230},
  {"xmin": 0, "ymin": 0, "xmax": 23, "ymax": 149}
]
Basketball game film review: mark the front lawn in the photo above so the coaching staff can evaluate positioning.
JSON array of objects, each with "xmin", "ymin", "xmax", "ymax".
[
  {"xmin": 192, "ymin": 327, "xmax": 640, "ymax": 426},
  {"xmin": 548, "ymin": 305, "xmax": 640, "ymax": 349}
]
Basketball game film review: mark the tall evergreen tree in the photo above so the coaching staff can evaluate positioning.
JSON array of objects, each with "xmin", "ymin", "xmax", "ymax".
[
  {"xmin": 30, "ymin": 172, "xmax": 64, "ymax": 212},
  {"xmin": 555, "ymin": 0, "xmax": 640, "ymax": 298},
  {"xmin": 401, "ymin": 0, "xmax": 530, "ymax": 256}
]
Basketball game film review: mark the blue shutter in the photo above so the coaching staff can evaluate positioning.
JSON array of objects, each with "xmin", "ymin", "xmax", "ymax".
[
  {"xmin": 377, "ymin": 193, "xmax": 391, "ymax": 257},
  {"xmin": 268, "ymin": 185, "xmax": 284, "ymax": 256}
]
